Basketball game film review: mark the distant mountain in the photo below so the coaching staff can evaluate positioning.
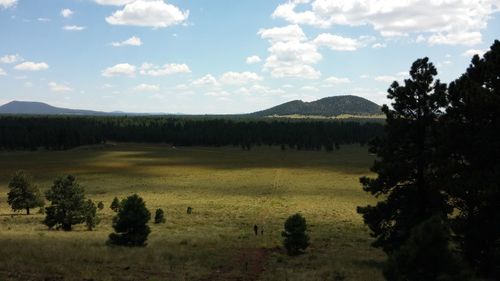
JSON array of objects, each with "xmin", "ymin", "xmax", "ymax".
[
  {"xmin": 250, "ymin": 95, "xmax": 382, "ymax": 117},
  {"xmin": 0, "ymin": 101, "xmax": 112, "ymax": 115}
]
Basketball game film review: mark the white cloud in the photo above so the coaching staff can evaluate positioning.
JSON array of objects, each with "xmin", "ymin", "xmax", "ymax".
[
  {"xmin": 375, "ymin": 75, "xmax": 397, "ymax": 83},
  {"xmin": 61, "ymin": 9, "xmax": 74, "ymax": 18},
  {"xmin": 0, "ymin": 68, "xmax": 6, "ymax": 76},
  {"xmin": 205, "ymin": 91, "xmax": 230, "ymax": 97},
  {"xmin": 1, "ymin": 54, "xmax": 22, "ymax": 64},
  {"xmin": 272, "ymin": 0, "xmax": 500, "ymax": 46},
  {"xmin": 313, "ymin": 33, "xmax": 361, "ymax": 51},
  {"xmin": 63, "ymin": 25, "xmax": 86, "ymax": 31},
  {"xmin": 259, "ymin": 24, "xmax": 322, "ymax": 79},
  {"xmin": 0, "ymin": 0, "xmax": 17, "ymax": 9},
  {"xmin": 462, "ymin": 49, "xmax": 486, "ymax": 57},
  {"xmin": 38, "ymin": 18, "xmax": 51, "ymax": 22},
  {"xmin": 246, "ymin": 55, "xmax": 262, "ymax": 64},
  {"xmin": 14, "ymin": 61, "xmax": 49, "ymax": 71},
  {"xmin": 192, "ymin": 74, "xmax": 218, "ymax": 87},
  {"xmin": 106, "ymin": 0, "xmax": 189, "ymax": 28},
  {"xmin": 219, "ymin": 72, "xmax": 263, "ymax": 85},
  {"xmin": 94, "ymin": 0, "xmax": 134, "ymax": 5},
  {"xmin": 49, "ymin": 82, "xmax": 73, "ymax": 92},
  {"xmin": 324, "ymin": 76, "xmax": 350, "ymax": 84},
  {"xmin": 372, "ymin": 43, "xmax": 386, "ymax": 49},
  {"xmin": 111, "ymin": 36, "xmax": 142, "ymax": 47},
  {"xmin": 139, "ymin": 63, "xmax": 191, "ymax": 76},
  {"xmin": 134, "ymin": 83, "xmax": 160, "ymax": 92},
  {"xmin": 258, "ymin": 24, "xmax": 306, "ymax": 42},
  {"xmin": 102, "ymin": 63, "xmax": 136, "ymax": 77}
]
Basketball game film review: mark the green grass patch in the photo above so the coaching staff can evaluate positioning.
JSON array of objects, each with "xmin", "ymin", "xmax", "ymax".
[{"xmin": 0, "ymin": 143, "xmax": 384, "ymax": 281}]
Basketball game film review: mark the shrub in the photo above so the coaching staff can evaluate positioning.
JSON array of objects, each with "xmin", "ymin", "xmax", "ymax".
[
  {"xmin": 282, "ymin": 213, "xmax": 310, "ymax": 256},
  {"xmin": 154, "ymin": 208, "xmax": 166, "ymax": 224},
  {"xmin": 97, "ymin": 201, "xmax": 104, "ymax": 210},
  {"xmin": 384, "ymin": 216, "xmax": 471, "ymax": 281},
  {"xmin": 83, "ymin": 199, "xmax": 100, "ymax": 231},
  {"xmin": 110, "ymin": 197, "xmax": 120, "ymax": 212},
  {"xmin": 108, "ymin": 194, "xmax": 151, "ymax": 247}
]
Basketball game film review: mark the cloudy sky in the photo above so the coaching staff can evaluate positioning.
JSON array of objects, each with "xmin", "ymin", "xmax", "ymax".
[{"xmin": 1, "ymin": 0, "xmax": 499, "ymax": 114}]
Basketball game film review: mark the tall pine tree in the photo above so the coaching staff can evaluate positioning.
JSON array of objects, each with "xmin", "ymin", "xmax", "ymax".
[
  {"xmin": 444, "ymin": 40, "xmax": 500, "ymax": 278},
  {"xmin": 358, "ymin": 58, "xmax": 450, "ymax": 253}
]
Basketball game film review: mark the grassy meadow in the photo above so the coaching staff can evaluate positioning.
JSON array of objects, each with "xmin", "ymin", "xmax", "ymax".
[{"xmin": 0, "ymin": 143, "xmax": 384, "ymax": 281}]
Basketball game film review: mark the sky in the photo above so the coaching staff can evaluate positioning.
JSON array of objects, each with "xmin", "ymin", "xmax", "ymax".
[{"xmin": 0, "ymin": 0, "xmax": 499, "ymax": 114}]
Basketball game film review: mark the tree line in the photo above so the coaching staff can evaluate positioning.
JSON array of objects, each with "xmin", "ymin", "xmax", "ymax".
[
  {"xmin": 0, "ymin": 116, "xmax": 383, "ymax": 151},
  {"xmin": 359, "ymin": 40, "xmax": 500, "ymax": 280}
]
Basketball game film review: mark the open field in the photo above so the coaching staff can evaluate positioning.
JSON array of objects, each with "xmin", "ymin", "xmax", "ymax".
[{"xmin": 0, "ymin": 143, "xmax": 384, "ymax": 281}]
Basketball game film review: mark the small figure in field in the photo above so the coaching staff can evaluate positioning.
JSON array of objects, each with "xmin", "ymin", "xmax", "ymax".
[
  {"xmin": 253, "ymin": 224, "xmax": 258, "ymax": 236},
  {"xmin": 187, "ymin": 206, "xmax": 193, "ymax": 214}
]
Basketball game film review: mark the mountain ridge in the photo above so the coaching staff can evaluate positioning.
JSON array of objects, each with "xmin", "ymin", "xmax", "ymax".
[
  {"xmin": 0, "ymin": 95, "xmax": 382, "ymax": 117},
  {"xmin": 249, "ymin": 95, "xmax": 381, "ymax": 117}
]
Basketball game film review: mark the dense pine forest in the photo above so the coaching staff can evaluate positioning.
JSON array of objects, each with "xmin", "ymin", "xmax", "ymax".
[{"xmin": 0, "ymin": 116, "xmax": 383, "ymax": 151}]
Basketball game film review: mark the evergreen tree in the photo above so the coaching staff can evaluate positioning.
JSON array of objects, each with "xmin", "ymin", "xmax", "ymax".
[
  {"xmin": 110, "ymin": 197, "xmax": 120, "ymax": 212},
  {"xmin": 7, "ymin": 170, "xmax": 44, "ymax": 215},
  {"xmin": 281, "ymin": 213, "xmax": 310, "ymax": 256},
  {"xmin": 108, "ymin": 194, "xmax": 151, "ymax": 247},
  {"xmin": 443, "ymin": 40, "xmax": 500, "ymax": 278},
  {"xmin": 384, "ymin": 216, "xmax": 471, "ymax": 281},
  {"xmin": 358, "ymin": 58, "xmax": 450, "ymax": 253},
  {"xmin": 97, "ymin": 201, "xmax": 104, "ymax": 210},
  {"xmin": 43, "ymin": 175, "xmax": 86, "ymax": 231},
  {"xmin": 83, "ymin": 199, "xmax": 100, "ymax": 231},
  {"xmin": 154, "ymin": 208, "xmax": 166, "ymax": 224}
]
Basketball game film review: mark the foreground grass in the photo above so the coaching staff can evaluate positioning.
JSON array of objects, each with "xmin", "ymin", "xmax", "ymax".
[{"xmin": 0, "ymin": 143, "xmax": 384, "ymax": 281}]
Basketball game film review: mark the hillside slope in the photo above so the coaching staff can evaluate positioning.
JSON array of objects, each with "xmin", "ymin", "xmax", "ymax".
[{"xmin": 250, "ymin": 95, "xmax": 381, "ymax": 117}]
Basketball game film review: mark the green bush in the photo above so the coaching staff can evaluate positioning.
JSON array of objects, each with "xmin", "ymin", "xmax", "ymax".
[
  {"xmin": 108, "ymin": 194, "xmax": 151, "ymax": 247},
  {"xmin": 154, "ymin": 208, "xmax": 166, "ymax": 224},
  {"xmin": 110, "ymin": 197, "xmax": 120, "ymax": 212},
  {"xmin": 282, "ymin": 213, "xmax": 310, "ymax": 256}
]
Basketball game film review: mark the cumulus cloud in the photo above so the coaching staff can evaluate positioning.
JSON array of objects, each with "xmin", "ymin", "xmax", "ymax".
[
  {"xmin": 134, "ymin": 83, "xmax": 160, "ymax": 92},
  {"xmin": 246, "ymin": 55, "xmax": 262, "ymax": 64},
  {"xmin": 49, "ymin": 82, "xmax": 73, "ymax": 92},
  {"xmin": 0, "ymin": 68, "xmax": 6, "ymax": 76},
  {"xmin": 106, "ymin": 0, "xmax": 189, "ymax": 28},
  {"xmin": 324, "ymin": 76, "xmax": 351, "ymax": 84},
  {"xmin": 61, "ymin": 9, "xmax": 73, "ymax": 18},
  {"xmin": 372, "ymin": 43, "xmax": 387, "ymax": 49},
  {"xmin": 272, "ymin": 0, "xmax": 500, "ymax": 46},
  {"xmin": 0, "ymin": 54, "xmax": 22, "ymax": 64},
  {"xmin": 313, "ymin": 33, "xmax": 362, "ymax": 51},
  {"xmin": 111, "ymin": 36, "xmax": 142, "ymax": 47},
  {"xmin": 0, "ymin": 0, "xmax": 17, "ymax": 9},
  {"xmin": 375, "ymin": 75, "xmax": 397, "ymax": 83},
  {"xmin": 462, "ymin": 49, "xmax": 486, "ymax": 57},
  {"xmin": 102, "ymin": 63, "xmax": 136, "ymax": 77},
  {"xmin": 259, "ymin": 25, "xmax": 322, "ymax": 79},
  {"xmin": 219, "ymin": 72, "xmax": 263, "ymax": 85},
  {"xmin": 63, "ymin": 25, "xmax": 86, "ymax": 31},
  {"xmin": 14, "ymin": 61, "xmax": 49, "ymax": 71},
  {"xmin": 258, "ymin": 24, "xmax": 306, "ymax": 42},
  {"xmin": 192, "ymin": 74, "xmax": 218, "ymax": 87},
  {"xmin": 139, "ymin": 63, "xmax": 191, "ymax": 76}
]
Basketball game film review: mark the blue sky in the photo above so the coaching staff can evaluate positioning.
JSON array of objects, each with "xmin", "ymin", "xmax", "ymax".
[{"xmin": 1, "ymin": 0, "xmax": 499, "ymax": 114}]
